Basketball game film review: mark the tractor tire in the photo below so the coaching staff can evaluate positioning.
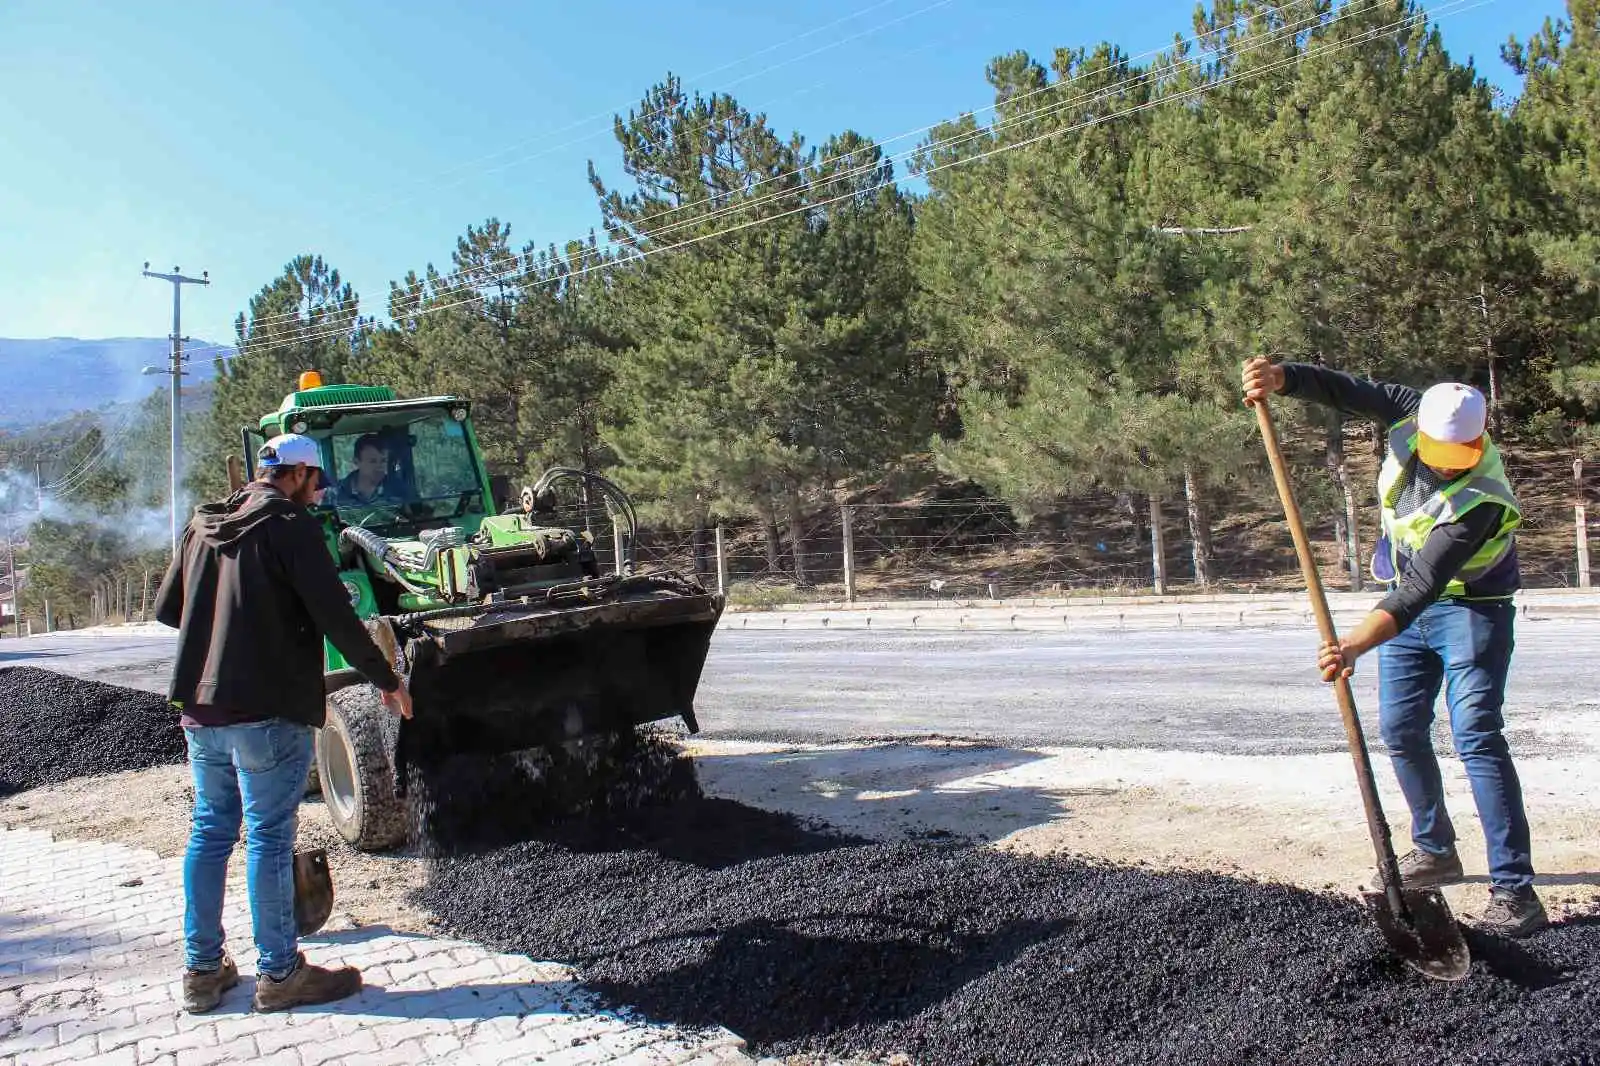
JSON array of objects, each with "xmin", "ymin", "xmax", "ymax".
[{"xmin": 317, "ymin": 686, "xmax": 405, "ymax": 852}]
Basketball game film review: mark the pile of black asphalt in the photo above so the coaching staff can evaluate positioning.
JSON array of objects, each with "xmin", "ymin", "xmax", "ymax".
[
  {"xmin": 413, "ymin": 736, "xmax": 1599, "ymax": 1066},
  {"xmin": 0, "ymin": 666, "xmax": 184, "ymax": 797}
]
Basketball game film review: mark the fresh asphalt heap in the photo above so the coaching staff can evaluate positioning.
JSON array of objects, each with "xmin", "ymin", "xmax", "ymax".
[
  {"xmin": 417, "ymin": 740, "xmax": 1598, "ymax": 1066},
  {"xmin": 0, "ymin": 665, "xmax": 185, "ymax": 796}
]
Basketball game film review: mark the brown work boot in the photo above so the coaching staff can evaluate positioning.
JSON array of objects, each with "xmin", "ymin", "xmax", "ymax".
[
  {"xmin": 252, "ymin": 953, "xmax": 362, "ymax": 1012},
  {"xmin": 182, "ymin": 954, "xmax": 240, "ymax": 1014},
  {"xmin": 1476, "ymin": 887, "xmax": 1549, "ymax": 939},
  {"xmin": 1388, "ymin": 847, "xmax": 1466, "ymax": 889}
]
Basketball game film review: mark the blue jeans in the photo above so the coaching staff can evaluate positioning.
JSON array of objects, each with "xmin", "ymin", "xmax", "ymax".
[
  {"xmin": 1377, "ymin": 599, "xmax": 1534, "ymax": 893},
  {"xmin": 183, "ymin": 720, "xmax": 314, "ymax": 979}
]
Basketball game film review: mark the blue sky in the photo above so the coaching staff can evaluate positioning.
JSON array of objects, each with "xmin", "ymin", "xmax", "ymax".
[{"xmin": 0, "ymin": 0, "xmax": 1565, "ymax": 348}]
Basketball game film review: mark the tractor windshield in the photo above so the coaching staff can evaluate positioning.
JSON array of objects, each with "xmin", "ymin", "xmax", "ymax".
[{"xmin": 322, "ymin": 409, "xmax": 483, "ymax": 526}]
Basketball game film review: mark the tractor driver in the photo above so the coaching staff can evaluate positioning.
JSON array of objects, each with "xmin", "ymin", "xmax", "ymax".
[{"xmin": 336, "ymin": 434, "xmax": 407, "ymax": 507}]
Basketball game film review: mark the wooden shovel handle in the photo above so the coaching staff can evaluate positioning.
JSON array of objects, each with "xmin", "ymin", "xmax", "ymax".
[{"xmin": 1251, "ymin": 399, "xmax": 1407, "ymax": 914}]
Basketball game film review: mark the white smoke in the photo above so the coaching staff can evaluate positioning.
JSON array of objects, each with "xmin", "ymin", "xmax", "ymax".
[{"xmin": 0, "ymin": 465, "xmax": 181, "ymax": 556}]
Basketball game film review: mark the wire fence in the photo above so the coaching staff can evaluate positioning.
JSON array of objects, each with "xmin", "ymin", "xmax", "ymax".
[
  {"xmin": 8, "ymin": 449, "xmax": 1593, "ymax": 633},
  {"xmin": 625, "ymin": 451, "xmax": 1600, "ymax": 604}
]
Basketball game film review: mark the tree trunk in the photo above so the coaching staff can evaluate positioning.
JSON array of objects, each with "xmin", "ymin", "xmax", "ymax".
[
  {"xmin": 762, "ymin": 507, "xmax": 782, "ymax": 574},
  {"xmin": 1326, "ymin": 412, "xmax": 1362, "ymax": 592},
  {"xmin": 1149, "ymin": 494, "xmax": 1167, "ymax": 595},
  {"xmin": 788, "ymin": 488, "xmax": 809, "ymax": 585},
  {"xmin": 1182, "ymin": 466, "xmax": 1214, "ymax": 587},
  {"xmin": 1481, "ymin": 281, "xmax": 1502, "ymax": 435}
]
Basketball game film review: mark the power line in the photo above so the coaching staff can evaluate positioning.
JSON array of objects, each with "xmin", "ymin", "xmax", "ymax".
[
  {"xmin": 1152, "ymin": 226, "xmax": 1256, "ymax": 236},
  {"xmin": 121, "ymin": 4, "xmax": 953, "ymax": 356},
  {"xmin": 221, "ymin": 0, "xmax": 1318, "ymax": 341},
  {"xmin": 43, "ymin": 411, "xmax": 134, "ymax": 493},
  {"xmin": 218, "ymin": 0, "xmax": 964, "ymax": 254},
  {"xmin": 197, "ymin": 0, "xmax": 1484, "ymax": 368},
  {"xmin": 596, "ymin": 0, "xmax": 1387, "ymax": 252},
  {"xmin": 45, "ymin": 406, "xmax": 146, "ymax": 498},
  {"xmin": 201, "ymin": 3, "xmax": 1452, "ymax": 371},
  {"xmin": 388, "ymin": 0, "xmax": 965, "ymax": 214}
]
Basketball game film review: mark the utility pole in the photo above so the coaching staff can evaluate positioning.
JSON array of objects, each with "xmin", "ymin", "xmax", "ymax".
[
  {"xmin": 142, "ymin": 263, "xmax": 209, "ymax": 558},
  {"xmin": 1577, "ymin": 458, "xmax": 1591, "ymax": 589},
  {"xmin": 5, "ymin": 532, "xmax": 17, "ymax": 639}
]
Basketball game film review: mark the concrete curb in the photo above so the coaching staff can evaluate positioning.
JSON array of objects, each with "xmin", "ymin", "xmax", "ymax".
[{"xmin": 720, "ymin": 590, "xmax": 1599, "ymax": 634}]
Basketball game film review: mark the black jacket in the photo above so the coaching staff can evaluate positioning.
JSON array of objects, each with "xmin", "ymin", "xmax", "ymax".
[
  {"xmin": 1280, "ymin": 362, "xmax": 1517, "ymax": 630},
  {"xmin": 154, "ymin": 483, "xmax": 400, "ymax": 728}
]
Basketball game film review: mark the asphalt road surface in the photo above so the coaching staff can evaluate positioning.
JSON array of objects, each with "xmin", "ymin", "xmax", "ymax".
[{"xmin": 2, "ymin": 618, "xmax": 1595, "ymax": 756}]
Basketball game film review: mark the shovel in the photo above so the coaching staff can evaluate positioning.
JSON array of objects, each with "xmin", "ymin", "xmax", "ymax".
[
  {"xmin": 293, "ymin": 848, "xmax": 334, "ymax": 937},
  {"xmin": 1253, "ymin": 399, "xmax": 1470, "ymax": 982}
]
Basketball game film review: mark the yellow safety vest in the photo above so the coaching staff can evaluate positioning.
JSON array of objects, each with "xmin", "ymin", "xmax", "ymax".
[{"xmin": 1374, "ymin": 417, "xmax": 1521, "ymax": 597}]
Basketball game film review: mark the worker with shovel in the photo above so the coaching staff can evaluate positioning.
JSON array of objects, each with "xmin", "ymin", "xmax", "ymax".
[
  {"xmin": 1241, "ymin": 358, "xmax": 1546, "ymax": 938},
  {"xmin": 155, "ymin": 433, "xmax": 414, "ymax": 1013}
]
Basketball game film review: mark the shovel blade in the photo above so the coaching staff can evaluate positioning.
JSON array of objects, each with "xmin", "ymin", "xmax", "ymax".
[
  {"xmin": 293, "ymin": 849, "xmax": 334, "ymax": 937},
  {"xmin": 1362, "ymin": 886, "xmax": 1470, "ymax": 982}
]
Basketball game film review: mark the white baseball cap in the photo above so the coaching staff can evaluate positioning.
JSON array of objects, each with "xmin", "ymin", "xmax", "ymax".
[
  {"xmin": 257, "ymin": 433, "xmax": 324, "ymax": 471},
  {"xmin": 1416, "ymin": 383, "xmax": 1487, "ymax": 470}
]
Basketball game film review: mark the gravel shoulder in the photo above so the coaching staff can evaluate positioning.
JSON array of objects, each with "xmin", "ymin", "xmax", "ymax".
[{"xmin": 688, "ymin": 739, "xmax": 1600, "ymax": 918}]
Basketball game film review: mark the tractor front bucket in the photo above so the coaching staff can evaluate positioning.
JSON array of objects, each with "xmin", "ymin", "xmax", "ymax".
[{"xmin": 392, "ymin": 574, "xmax": 724, "ymax": 762}]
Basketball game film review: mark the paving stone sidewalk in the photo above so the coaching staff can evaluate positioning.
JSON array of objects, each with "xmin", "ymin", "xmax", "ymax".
[{"xmin": 0, "ymin": 827, "xmax": 754, "ymax": 1066}]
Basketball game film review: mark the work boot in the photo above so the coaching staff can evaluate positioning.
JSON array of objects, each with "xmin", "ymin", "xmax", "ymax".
[
  {"xmin": 252, "ymin": 953, "xmax": 362, "ymax": 1012},
  {"xmin": 1388, "ymin": 847, "xmax": 1466, "ymax": 889},
  {"xmin": 182, "ymin": 954, "xmax": 239, "ymax": 1014},
  {"xmin": 1476, "ymin": 887, "xmax": 1549, "ymax": 939}
]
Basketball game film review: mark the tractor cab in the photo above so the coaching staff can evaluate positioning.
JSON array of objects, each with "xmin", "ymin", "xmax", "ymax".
[{"xmin": 245, "ymin": 372, "xmax": 498, "ymax": 539}]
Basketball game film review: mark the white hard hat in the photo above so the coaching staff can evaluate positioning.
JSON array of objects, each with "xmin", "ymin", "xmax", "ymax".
[{"xmin": 257, "ymin": 433, "xmax": 323, "ymax": 470}]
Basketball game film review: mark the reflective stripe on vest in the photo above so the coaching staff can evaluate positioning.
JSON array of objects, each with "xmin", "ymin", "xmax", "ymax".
[{"xmin": 1374, "ymin": 417, "xmax": 1521, "ymax": 596}]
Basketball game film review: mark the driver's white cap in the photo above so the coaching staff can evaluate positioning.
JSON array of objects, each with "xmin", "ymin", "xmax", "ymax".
[{"xmin": 1416, "ymin": 383, "xmax": 1486, "ymax": 469}]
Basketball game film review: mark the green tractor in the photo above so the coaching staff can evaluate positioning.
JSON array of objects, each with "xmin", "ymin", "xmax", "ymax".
[{"xmin": 236, "ymin": 372, "xmax": 725, "ymax": 850}]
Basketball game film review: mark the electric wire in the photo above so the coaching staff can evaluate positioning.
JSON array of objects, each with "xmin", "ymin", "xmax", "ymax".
[
  {"xmin": 220, "ymin": 0, "xmax": 1319, "ymax": 341},
  {"xmin": 338, "ymin": 0, "xmax": 961, "ymax": 230},
  {"xmin": 197, "ymin": 0, "xmax": 1482, "ymax": 365}
]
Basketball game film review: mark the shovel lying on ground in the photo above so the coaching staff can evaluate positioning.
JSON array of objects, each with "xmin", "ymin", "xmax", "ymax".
[
  {"xmin": 293, "ymin": 849, "xmax": 334, "ymax": 937},
  {"xmin": 1252, "ymin": 399, "xmax": 1471, "ymax": 982}
]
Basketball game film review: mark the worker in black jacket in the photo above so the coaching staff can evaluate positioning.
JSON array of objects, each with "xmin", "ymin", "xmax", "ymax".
[
  {"xmin": 155, "ymin": 432, "xmax": 413, "ymax": 1013},
  {"xmin": 1243, "ymin": 358, "xmax": 1545, "ymax": 937}
]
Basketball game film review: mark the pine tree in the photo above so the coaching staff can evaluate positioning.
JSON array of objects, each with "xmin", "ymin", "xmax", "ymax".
[
  {"xmin": 1504, "ymin": 0, "xmax": 1600, "ymax": 423},
  {"xmin": 593, "ymin": 77, "xmax": 933, "ymax": 580},
  {"xmin": 196, "ymin": 256, "xmax": 366, "ymax": 500}
]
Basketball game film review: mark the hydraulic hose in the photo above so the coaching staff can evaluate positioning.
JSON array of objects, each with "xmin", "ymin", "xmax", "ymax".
[{"xmin": 338, "ymin": 526, "xmax": 434, "ymax": 597}]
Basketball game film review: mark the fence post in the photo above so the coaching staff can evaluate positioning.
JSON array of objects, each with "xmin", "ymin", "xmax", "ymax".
[
  {"xmin": 1149, "ymin": 494, "xmax": 1168, "ymax": 596},
  {"xmin": 140, "ymin": 569, "xmax": 152, "ymax": 622},
  {"xmin": 842, "ymin": 504, "xmax": 856, "ymax": 604},
  {"xmin": 612, "ymin": 518, "xmax": 629, "ymax": 576},
  {"xmin": 714, "ymin": 525, "xmax": 729, "ymax": 597},
  {"xmin": 1576, "ymin": 458, "xmax": 1590, "ymax": 589},
  {"xmin": 43, "ymin": 598, "xmax": 52, "ymax": 633}
]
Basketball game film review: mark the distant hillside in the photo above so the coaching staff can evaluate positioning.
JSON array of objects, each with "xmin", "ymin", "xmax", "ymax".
[{"xmin": 0, "ymin": 338, "xmax": 224, "ymax": 428}]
